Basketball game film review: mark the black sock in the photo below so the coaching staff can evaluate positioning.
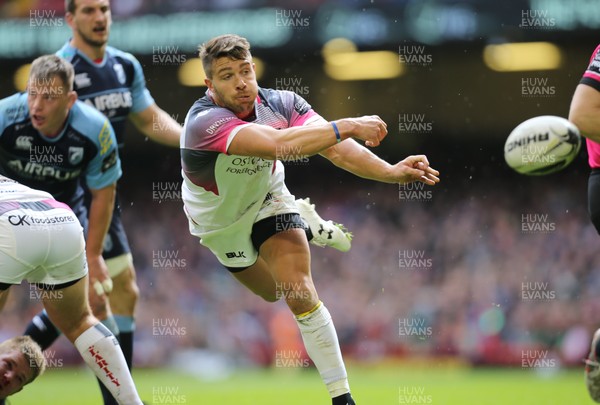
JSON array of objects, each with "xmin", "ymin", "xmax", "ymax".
[
  {"xmin": 118, "ymin": 331, "xmax": 134, "ymax": 370},
  {"xmin": 332, "ymin": 393, "xmax": 356, "ymax": 405},
  {"xmin": 23, "ymin": 310, "xmax": 61, "ymax": 350}
]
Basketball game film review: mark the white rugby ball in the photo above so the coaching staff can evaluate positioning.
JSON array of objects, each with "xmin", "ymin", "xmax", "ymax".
[{"xmin": 504, "ymin": 115, "xmax": 581, "ymax": 175}]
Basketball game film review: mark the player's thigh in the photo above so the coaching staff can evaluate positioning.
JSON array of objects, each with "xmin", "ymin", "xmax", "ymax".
[
  {"xmin": 259, "ymin": 227, "xmax": 312, "ymax": 281},
  {"xmin": 43, "ymin": 276, "xmax": 94, "ymax": 341},
  {"xmin": 259, "ymin": 228, "xmax": 318, "ymax": 313},
  {"xmin": 231, "ymin": 256, "xmax": 278, "ymax": 302},
  {"xmin": 0, "ymin": 287, "xmax": 9, "ymax": 311}
]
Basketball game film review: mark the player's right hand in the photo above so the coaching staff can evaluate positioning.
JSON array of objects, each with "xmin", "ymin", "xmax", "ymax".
[
  {"xmin": 87, "ymin": 256, "xmax": 112, "ymax": 302},
  {"xmin": 345, "ymin": 115, "xmax": 388, "ymax": 147}
]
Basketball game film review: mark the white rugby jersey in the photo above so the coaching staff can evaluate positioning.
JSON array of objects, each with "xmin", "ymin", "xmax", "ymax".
[{"xmin": 180, "ymin": 88, "xmax": 321, "ymax": 231}]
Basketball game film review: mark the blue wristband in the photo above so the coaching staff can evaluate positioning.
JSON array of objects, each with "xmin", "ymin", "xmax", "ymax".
[{"xmin": 331, "ymin": 121, "xmax": 341, "ymax": 143}]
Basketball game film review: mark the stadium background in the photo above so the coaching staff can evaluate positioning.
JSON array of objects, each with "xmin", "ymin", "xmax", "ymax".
[{"xmin": 1, "ymin": 0, "xmax": 600, "ymax": 403}]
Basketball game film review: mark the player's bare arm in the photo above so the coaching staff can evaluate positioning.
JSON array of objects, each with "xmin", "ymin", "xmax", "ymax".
[
  {"xmin": 321, "ymin": 138, "xmax": 439, "ymax": 185},
  {"xmin": 227, "ymin": 115, "xmax": 387, "ymax": 159},
  {"xmin": 86, "ymin": 183, "xmax": 116, "ymax": 299},
  {"xmin": 569, "ymin": 84, "xmax": 600, "ymax": 143},
  {"xmin": 129, "ymin": 103, "xmax": 182, "ymax": 147}
]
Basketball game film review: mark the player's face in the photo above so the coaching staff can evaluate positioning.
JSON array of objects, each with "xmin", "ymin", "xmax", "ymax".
[
  {"xmin": 205, "ymin": 57, "xmax": 258, "ymax": 119},
  {"xmin": 0, "ymin": 349, "xmax": 32, "ymax": 399},
  {"xmin": 68, "ymin": 0, "xmax": 112, "ymax": 48},
  {"xmin": 27, "ymin": 75, "xmax": 77, "ymax": 137}
]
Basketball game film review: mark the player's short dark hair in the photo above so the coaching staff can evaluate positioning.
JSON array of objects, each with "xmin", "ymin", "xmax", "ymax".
[
  {"xmin": 198, "ymin": 34, "xmax": 252, "ymax": 79},
  {"xmin": 29, "ymin": 55, "xmax": 74, "ymax": 92},
  {"xmin": 65, "ymin": 0, "xmax": 76, "ymax": 14}
]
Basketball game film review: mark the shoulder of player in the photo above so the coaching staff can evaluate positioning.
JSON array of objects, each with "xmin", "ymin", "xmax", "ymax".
[
  {"xmin": 55, "ymin": 41, "xmax": 76, "ymax": 62},
  {"xmin": 69, "ymin": 100, "xmax": 113, "ymax": 138},
  {"xmin": 0, "ymin": 93, "xmax": 29, "ymax": 125},
  {"xmin": 189, "ymin": 97, "xmax": 236, "ymax": 122},
  {"xmin": 106, "ymin": 46, "xmax": 141, "ymax": 67},
  {"xmin": 258, "ymin": 87, "xmax": 311, "ymax": 115}
]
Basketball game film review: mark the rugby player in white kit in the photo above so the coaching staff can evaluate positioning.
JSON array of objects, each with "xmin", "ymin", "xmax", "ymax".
[
  {"xmin": 181, "ymin": 34, "xmax": 440, "ymax": 404},
  {"xmin": 0, "ymin": 176, "xmax": 142, "ymax": 404}
]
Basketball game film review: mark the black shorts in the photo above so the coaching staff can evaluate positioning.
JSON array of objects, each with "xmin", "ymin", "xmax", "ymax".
[{"xmin": 588, "ymin": 169, "xmax": 600, "ymax": 235}]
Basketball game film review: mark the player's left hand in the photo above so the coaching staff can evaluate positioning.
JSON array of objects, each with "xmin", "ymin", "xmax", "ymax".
[{"xmin": 392, "ymin": 155, "xmax": 440, "ymax": 185}]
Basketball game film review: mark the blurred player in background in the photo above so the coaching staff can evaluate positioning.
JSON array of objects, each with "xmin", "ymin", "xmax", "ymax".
[
  {"xmin": 0, "ymin": 176, "xmax": 143, "ymax": 404},
  {"xmin": 181, "ymin": 34, "xmax": 440, "ymax": 405},
  {"xmin": 569, "ymin": 43, "xmax": 600, "ymax": 402},
  {"xmin": 0, "ymin": 336, "xmax": 45, "ymax": 400},
  {"xmin": 19, "ymin": 1, "xmax": 182, "ymax": 403},
  {"xmin": 0, "ymin": 53, "xmax": 123, "ymax": 404}
]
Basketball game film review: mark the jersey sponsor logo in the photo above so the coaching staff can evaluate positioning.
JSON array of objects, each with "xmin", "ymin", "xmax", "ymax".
[
  {"xmin": 74, "ymin": 73, "xmax": 92, "ymax": 89},
  {"xmin": 101, "ymin": 149, "xmax": 118, "ymax": 173},
  {"xmin": 5, "ymin": 105, "xmax": 28, "ymax": 122},
  {"xmin": 83, "ymin": 91, "xmax": 133, "ymax": 115},
  {"xmin": 113, "ymin": 63, "xmax": 126, "ymax": 84},
  {"xmin": 293, "ymin": 97, "xmax": 311, "ymax": 115},
  {"xmin": 98, "ymin": 121, "xmax": 113, "ymax": 155},
  {"xmin": 206, "ymin": 116, "xmax": 236, "ymax": 135},
  {"xmin": 68, "ymin": 146, "xmax": 84, "ymax": 165},
  {"xmin": 15, "ymin": 136, "xmax": 34, "ymax": 150},
  {"xmin": 7, "ymin": 214, "xmax": 75, "ymax": 226},
  {"xmin": 7, "ymin": 159, "xmax": 82, "ymax": 181}
]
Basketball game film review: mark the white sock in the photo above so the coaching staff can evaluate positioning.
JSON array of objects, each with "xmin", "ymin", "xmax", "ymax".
[
  {"xmin": 295, "ymin": 302, "xmax": 350, "ymax": 398},
  {"xmin": 74, "ymin": 323, "xmax": 142, "ymax": 405}
]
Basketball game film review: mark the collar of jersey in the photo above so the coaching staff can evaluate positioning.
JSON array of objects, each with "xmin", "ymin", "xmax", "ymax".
[{"xmin": 64, "ymin": 40, "xmax": 108, "ymax": 68}]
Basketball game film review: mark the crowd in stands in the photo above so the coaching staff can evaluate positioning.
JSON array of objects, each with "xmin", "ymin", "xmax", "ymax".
[{"xmin": 1, "ymin": 156, "xmax": 597, "ymax": 372}]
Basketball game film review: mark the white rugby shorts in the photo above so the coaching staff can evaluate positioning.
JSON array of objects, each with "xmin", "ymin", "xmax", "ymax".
[
  {"xmin": 0, "ymin": 199, "xmax": 87, "ymax": 286},
  {"xmin": 186, "ymin": 169, "xmax": 299, "ymax": 269}
]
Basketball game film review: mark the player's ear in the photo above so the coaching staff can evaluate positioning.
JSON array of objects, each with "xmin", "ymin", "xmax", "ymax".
[
  {"xmin": 66, "ymin": 90, "xmax": 78, "ymax": 108},
  {"xmin": 204, "ymin": 78, "xmax": 213, "ymax": 90},
  {"xmin": 65, "ymin": 12, "xmax": 75, "ymax": 29}
]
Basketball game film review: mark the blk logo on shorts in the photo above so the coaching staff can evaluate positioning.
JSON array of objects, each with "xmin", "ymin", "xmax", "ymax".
[{"xmin": 225, "ymin": 251, "xmax": 246, "ymax": 259}]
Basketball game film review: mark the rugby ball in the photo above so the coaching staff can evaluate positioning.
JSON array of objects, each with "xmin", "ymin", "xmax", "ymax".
[{"xmin": 504, "ymin": 115, "xmax": 581, "ymax": 175}]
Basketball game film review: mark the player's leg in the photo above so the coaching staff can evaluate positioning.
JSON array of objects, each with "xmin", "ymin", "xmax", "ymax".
[
  {"xmin": 230, "ymin": 209, "xmax": 354, "ymax": 404},
  {"xmin": 41, "ymin": 277, "xmax": 142, "ymax": 405},
  {"xmin": 23, "ymin": 200, "xmax": 119, "ymax": 350},
  {"xmin": 102, "ymin": 205, "xmax": 139, "ymax": 372},
  {"xmin": 39, "ymin": 212, "xmax": 142, "ymax": 405},
  {"xmin": 95, "ymin": 207, "xmax": 138, "ymax": 405},
  {"xmin": 258, "ymin": 226, "xmax": 354, "ymax": 405},
  {"xmin": 105, "ymin": 255, "xmax": 138, "ymax": 370},
  {"xmin": 228, "ymin": 256, "xmax": 278, "ymax": 302},
  {"xmin": 0, "ymin": 286, "xmax": 8, "ymax": 312}
]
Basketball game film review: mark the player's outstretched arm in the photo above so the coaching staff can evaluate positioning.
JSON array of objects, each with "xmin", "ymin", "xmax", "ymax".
[
  {"xmin": 569, "ymin": 84, "xmax": 600, "ymax": 143},
  {"xmin": 130, "ymin": 103, "xmax": 182, "ymax": 147},
  {"xmin": 320, "ymin": 130, "xmax": 440, "ymax": 185},
  {"xmin": 228, "ymin": 115, "xmax": 386, "ymax": 159}
]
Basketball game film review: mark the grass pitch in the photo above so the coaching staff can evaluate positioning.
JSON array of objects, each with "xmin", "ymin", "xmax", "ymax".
[{"xmin": 8, "ymin": 362, "xmax": 589, "ymax": 404}]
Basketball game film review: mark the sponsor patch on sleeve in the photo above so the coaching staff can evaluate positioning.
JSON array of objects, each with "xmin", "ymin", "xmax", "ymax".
[
  {"xmin": 101, "ymin": 149, "xmax": 118, "ymax": 172},
  {"xmin": 98, "ymin": 121, "xmax": 113, "ymax": 155}
]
